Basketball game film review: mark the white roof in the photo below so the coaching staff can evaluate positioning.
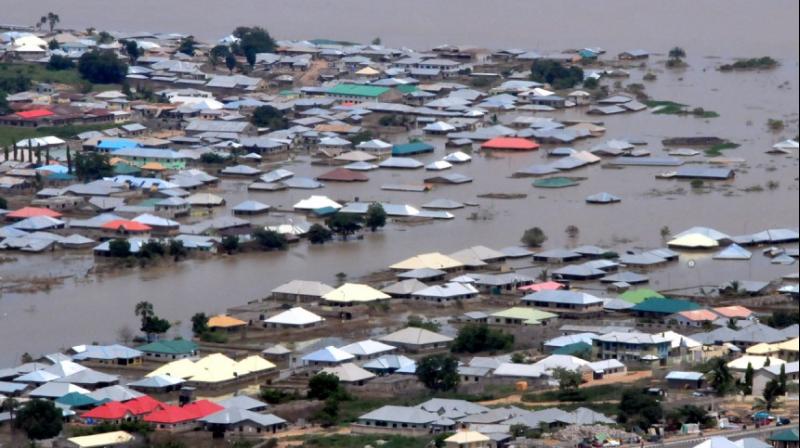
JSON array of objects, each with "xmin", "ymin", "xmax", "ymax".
[
  {"xmin": 301, "ymin": 346, "xmax": 355, "ymax": 363},
  {"xmin": 378, "ymin": 327, "xmax": 453, "ymax": 346},
  {"xmin": 293, "ymin": 195, "xmax": 342, "ymax": 210},
  {"xmin": 264, "ymin": 307, "xmax": 324, "ymax": 326},
  {"xmin": 271, "ymin": 280, "xmax": 333, "ymax": 297},
  {"xmin": 322, "ymin": 283, "xmax": 390, "ymax": 303},
  {"xmin": 321, "ymin": 362, "xmax": 376, "ymax": 382},
  {"xmin": 339, "ymin": 340, "xmax": 396, "ymax": 356},
  {"xmin": 443, "ymin": 151, "xmax": 472, "ymax": 163}
]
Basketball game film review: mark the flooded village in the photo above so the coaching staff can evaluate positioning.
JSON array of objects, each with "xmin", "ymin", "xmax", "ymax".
[{"xmin": 0, "ymin": 2, "xmax": 798, "ymax": 448}]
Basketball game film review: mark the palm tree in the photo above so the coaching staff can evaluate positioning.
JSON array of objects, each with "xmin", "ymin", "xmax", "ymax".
[
  {"xmin": 134, "ymin": 301, "xmax": 154, "ymax": 328},
  {"xmin": 0, "ymin": 397, "xmax": 18, "ymax": 433},
  {"xmin": 706, "ymin": 357, "xmax": 734, "ymax": 396},
  {"xmin": 47, "ymin": 12, "xmax": 60, "ymax": 33}
]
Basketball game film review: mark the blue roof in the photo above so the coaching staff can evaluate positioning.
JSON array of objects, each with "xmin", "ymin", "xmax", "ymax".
[
  {"xmin": 97, "ymin": 139, "xmax": 141, "ymax": 150},
  {"xmin": 392, "ymin": 142, "xmax": 435, "ymax": 156}
]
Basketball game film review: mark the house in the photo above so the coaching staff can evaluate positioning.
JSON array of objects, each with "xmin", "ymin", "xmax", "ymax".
[
  {"xmin": 301, "ymin": 346, "xmax": 355, "ymax": 368},
  {"xmin": 665, "ymin": 371, "xmax": 705, "ymax": 389},
  {"xmin": 355, "ymin": 405, "xmax": 448, "ymax": 434},
  {"xmin": 631, "ymin": 298, "xmax": 701, "ymax": 318},
  {"xmin": 321, "ymin": 362, "xmax": 376, "ymax": 385},
  {"xmin": 81, "ymin": 396, "xmax": 166, "ymax": 424},
  {"xmin": 521, "ymin": 290, "xmax": 604, "ymax": 316},
  {"xmin": 490, "ymin": 307, "xmax": 558, "ymax": 326},
  {"xmin": 618, "ymin": 49, "xmax": 650, "ymax": 60},
  {"xmin": 143, "ymin": 400, "xmax": 224, "ymax": 431},
  {"xmin": 137, "ymin": 340, "xmax": 198, "ymax": 361},
  {"xmin": 71, "ymin": 344, "xmax": 143, "ymax": 366},
  {"xmin": 110, "ymin": 148, "xmax": 188, "ymax": 170},
  {"xmin": 378, "ymin": 327, "xmax": 454, "ymax": 353},
  {"xmin": 668, "ymin": 309, "xmax": 720, "ymax": 328},
  {"xmin": 727, "ymin": 355, "xmax": 786, "ymax": 378},
  {"xmin": 199, "ymin": 408, "xmax": 287, "ymax": 436},
  {"xmin": 362, "ymin": 355, "xmax": 417, "ymax": 375},
  {"xmin": 390, "ymin": 252, "xmax": 464, "ymax": 271},
  {"xmin": 473, "ymin": 273, "xmax": 534, "ymax": 293},
  {"xmin": 263, "ymin": 307, "xmax": 324, "ymax": 329},
  {"xmin": 325, "ymin": 84, "xmax": 398, "ymax": 103},
  {"xmin": 412, "ymin": 282, "xmax": 479, "ymax": 304},
  {"xmin": 752, "ymin": 361, "xmax": 799, "ymax": 397},
  {"xmin": 207, "ymin": 315, "xmax": 247, "ymax": 332},
  {"xmin": 339, "ymin": 340, "xmax": 396, "ymax": 361},
  {"xmin": 768, "ymin": 428, "xmax": 799, "ymax": 448},
  {"xmin": 271, "ymin": 280, "xmax": 333, "ymax": 302},
  {"xmin": 322, "ymin": 283, "xmax": 391, "ymax": 306},
  {"xmin": 64, "ymin": 431, "xmax": 134, "ymax": 448},
  {"xmin": 592, "ymin": 331, "xmax": 671, "ymax": 364},
  {"xmin": 444, "ymin": 431, "xmax": 491, "ymax": 448}
]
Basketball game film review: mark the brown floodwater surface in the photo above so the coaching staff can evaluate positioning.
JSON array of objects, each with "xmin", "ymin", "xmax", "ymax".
[{"xmin": 0, "ymin": 0, "xmax": 798, "ymax": 364}]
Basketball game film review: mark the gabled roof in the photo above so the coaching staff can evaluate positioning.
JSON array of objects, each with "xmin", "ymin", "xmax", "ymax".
[
  {"xmin": 264, "ymin": 307, "xmax": 324, "ymax": 326},
  {"xmin": 378, "ymin": 327, "xmax": 453, "ymax": 346},
  {"xmin": 137, "ymin": 339, "xmax": 198, "ymax": 355},
  {"xmin": 200, "ymin": 408, "xmax": 286, "ymax": 426},
  {"xmin": 322, "ymin": 283, "xmax": 390, "ymax": 303},
  {"xmin": 390, "ymin": 252, "xmax": 463, "ymax": 270},
  {"xmin": 340, "ymin": 340, "xmax": 396, "ymax": 356},
  {"xmin": 301, "ymin": 346, "xmax": 355, "ymax": 363},
  {"xmin": 321, "ymin": 362, "xmax": 376, "ymax": 383},
  {"xmin": 490, "ymin": 307, "xmax": 558, "ymax": 325}
]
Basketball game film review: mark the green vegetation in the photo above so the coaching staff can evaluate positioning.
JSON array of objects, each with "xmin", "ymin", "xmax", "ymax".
[
  {"xmin": 719, "ymin": 57, "xmax": 778, "ymax": 71},
  {"xmin": 530, "ymin": 60, "xmax": 584, "ymax": 89},
  {"xmin": 301, "ymin": 434, "xmax": 429, "ymax": 448},
  {"xmin": 520, "ymin": 226, "xmax": 547, "ymax": 247},
  {"xmin": 68, "ymin": 419, "xmax": 152, "ymax": 437},
  {"xmin": 250, "ymin": 105, "xmax": 288, "ymax": 130},
  {"xmin": 190, "ymin": 312, "xmax": 209, "ymax": 336},
  {"xmin": 667, "ymin": 46, "xmax": 687, "ymax": 67},
  {"xmin": 765, "ymin": 310, "xmax": 800, "ymax": 328},
  {"xmin": 0, "ymin": 122, "xmax": 120, "ymax": 145},
  {"xmin": 617, "ymin": 389, "xmax": 663, "ymax": 431},
  {"xmin": 253, "ymin": 229, "xmax": 288, "ymax": 250},
  {"xmin": 74, "ymin": 151, "xmax": 113, "ymax": 181},
  {"xmin": 308, "ymin": 372, "xmax": 347, "ymax": 401},
  {"xmin": 199, "ymin": 330, "xmax": 228, "ymax": 343},
  {"xmin": 232, "ymin": 26, "xmax": 276, "ymax": 66},
  {"xmin": 15, "ymin": 399, "xmax": 63, "ymax": 440},
  {"xmin": 307, "ymin": 223, "xmax": 333, "ymax": 244},
  {"xmin": 703, "ymin": 357, "xmax": 736, "ymax": 396},
  {"xmin": 645, "ymin": 100, "xmax": 718, "ymax": 118},
  {"xmin": 665, "ymin": 405, "xmax": 715, "ymax": 430},
  {"xmin": 451, "ymin": 324, "xmax": 514, "ymax": 353},
  {"xmin": 177, "ymin": 36, "xmax": 197, "ymax": 56},
  {"xmin": 134, "ymin": 301, "xmax": 171, "ymax": 341},
  {"xmin": 46, "ymin": 54, "xmax": 75, "ymax": 71},
  {"xmin": 705, "ymin": 142, "xmax": 740, "ymax": 157},
  {"xmin": 209, "ymin": 45, "xmax": 231, "ymax": 67},
  {"xmin": 78, "ymin": 50, "xmax": 129, "ymax": 84},
  {"xmin": 326, "ymin": 213, "xmax": 363, "ymax": 240},
  {"xmin": 259, "ymin": 388, "xmax": 301, "ymax": 404},
  {"xmin": 108, "ymin": 239, "xmax": 131, "ymax": 257},
  {"xmin": 767, "ymin": 118, "xmax": 785, "ymax": 131},
  {"xmin": 416, "ymin": 354, "xmax": 460, "ymax": 392},
  {"xmin": 365, "ymin": 203, "xmax": 387, "ymax": 232},
  {"xmin": 407, "ymin": 315, "xmax": 441, "ymax": 332}
]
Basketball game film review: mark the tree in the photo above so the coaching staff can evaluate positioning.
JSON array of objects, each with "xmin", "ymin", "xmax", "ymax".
[
  {"xmin": 451, "ymin": 324, "xmax": 514, "ymax": 353},
  {"xmin": 705, "ymin": 357, "xmax": 735, "ymax": 396},
  {"xmin": 177, "ymin": 36, "xmax": 197, "ymax": 56},
  {"xmin": 45, "ymin": 12, "xmax": 60, "ymax": 33},
  {"xmin": 565, "ymin": 225, "xmax": 579, "ymax": 243},
  {"xmin": 140, "ymin": 239, "xmax": 166, "ymax": 259},
  {"xmin": 78, "ymin": 50, "xmax": 128, "ymax": 83},
  {"xmin": 668, "ymin": 47, "xmax": 686, "ymax": 61},
  {"xmin": 191, "ymin": 313, "xmax": 208, "ymax": 336},
  {"xmin": 0, "ymin": 396, "xmax": 18, "ymax": 433},
  {"xmin": 778, "ymin": 364, "xmax": 787, "ymax": 394},
  {"xmin": 253, "ymin": 229, "xmax": 288, "ymax": 250},
  {"xmin": 743, "ymin": 362, "xmax": 754, "ymax": 395},
  {"xmin": 407, "ymin": 315, "xmax": 440, "ymax": 332},
  {"xmin": 15, "ymin": 399, "xmax": 62, "ymax": 440},
  {"xmin": 553, "ymin": 367, "xmax": 582, "ymax": 391},
  {"xmin": 48, "ymin": 38, "xmax": 59, "ymax": 50},
  {"xmin": 312, "ymin": 396, "xmax": 340, "ymax": 427},
  {"xmin": 96, "ymin": 31, "xmax": 114, "ymax": 44},
  {"xmin": 142, "ymin": 316, "xmax": 171, "ymax": 337},
  {"xmin": 416, "ymin": 354, "xmax": 460, "ymax": 392},
  {"xmin": 765, "ymin": 310, "xmax": 800, "ymax": 328},
  {"xmin": 250, "ymin": 105, "xmax": 288, "ymax": 130},
  {"xmin": 308, "ymin": 372, "xmax": 343, "ymax": 400},
  {"xmin": 167, "ymin": 239, "xmax": 187, "ymax": 260},
  {"xmin": 530, "ymin": 60, "xmax": 584, "ymax": 89},
  {"xmin": 225, "ymin": 53, "xmax": 237, "ymax": 73},
  {"xmin": 209, "ymin": 45, "xmax": 231, "ymax": 67},
  {"xmin": 511, "ymin": 352, "xmax": 527, "ymax": 364},
  {"xmin": 221, "ymin": 235, "xmax": 240, "ymax": 254},
  {"xmin": 232, "ymin": 26, "xmax": 276, "ymax": 63},
  {"xmin": 135, "ymin": 301, "xmax": 155, "ymax": 329},
  {"xmin": 108, "ymin": 238, "xmax": 131, "ymax": 257},
  {"xmin": 521, "ymin": 227, "xmax": 547, "ymax": 247},
  {"xmin": 307, "ymin": 224, "xmax": 333, "ymax": 244},
  {"xmin": 371, "ymin": 37, "xmax": 382, "ymax": 45},
  {"xmin": 365, "ymin": 203, "xmax": 387, "ymax": 232},
  {"xmin": 617, "ymin": 389, "xmax": 663, "ymax": 431},
  {"xmin": 666, "ymin": 405, "xmax": 714, "ymax": 430},
  {"xmin": 326, "ymin": 213, "xmax": 363, "ymax": 240},
  {"xmin": 123, "ymin": 40, "xmax": 141, "ymax": 63},
  {"xmin": 762, "ymin": 378, "xmax": 781, "ymax": 411}
]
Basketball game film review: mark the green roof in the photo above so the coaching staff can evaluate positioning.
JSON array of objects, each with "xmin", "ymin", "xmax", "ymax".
[
  {"xmin": 113, "ymin": 163, "xmax": 141, "ymax": 175},
  {"xmin": 55, "ymin": 392, "xmax": 107, "ymax": 408},
  {"xmin": 631, "ymin": 298, "xmax": 701, "ymax": 315},
  {"xmin": 619, "ymin": 288, "xmax": 664, "ymax": 304},
  {"xmin": 137, "ymin": 339, "xmax": 198, "ymax": 355},
  {"xmin": 770, "ymin": 429, "xmax": 799, "ymax": 442},
  {"xmin": 392, "ymin": 141, "xmax": 434, "ymax": 156},
  {"xmin": 491, "ymin": 307, "xmax": 558, "ymax": 324},
  {"xmin": 533, "ymin": 177, "xmax": 579, "ymax": 188},
  {"xmin": 396, "ymin": 84, "xmax": 418, "ymax": 94},
  {"xmin": 553, "ymin": 342, "xmax": 592, "ymax": 355},
  {"xmin": 326, "ymin": 83, "xmax": 390, "ymax": 98}
]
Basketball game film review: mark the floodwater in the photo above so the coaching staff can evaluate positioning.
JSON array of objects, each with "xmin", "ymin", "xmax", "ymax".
[{"xmin": 0, "ymin": 1, "xmax": 799, "ymax": 365}]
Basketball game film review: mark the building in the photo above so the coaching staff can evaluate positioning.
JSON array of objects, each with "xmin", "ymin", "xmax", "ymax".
[
  {"xmin": 325, "ymin": 84, "xmax": 398, "ymax": 103},
  {"xmin": 665, "ymin": 371, "xmax": 705, "ymax": 389},
  {"xmin": 752, "ymin": 361, "xmax": 799, "ymax": 397},
  {"xmin": 301, "ymin": 346, "xmax": 355, "ymax": 368},
  {"xmin": 521, "ymin": 290, "xmax": 604, "ymax": 316},
  {"xmin": 199, "ymin": 408, "xmax": 287, "ymax": 436},
  {"xmin": 411, "ymin": 282, "xmax": 479, "ymax": 304},
  {"xmin": 631, "ymin": 298, "xmax": 701, "ymax": 318},
  {"xmin": 263, "ymin": 307, "xmax": 324, "ymax": 329},
  {"xmin": 444, "ymin": 431, "xmax": 492, "ymax": 448},
  {"xmin": 668, "ymin": 309, "xmax": 720, "ymax": 328},
  {"xmin": 110, "ymin": 148, "xmax": 188, "ymax": 170},
  {"xmin": 378, "ymin": 327, "xmax": 454, "ymax": 353},
  {"xmin": 592, "ymin": 331, "xmax": 670, "ymax": 364},
  {"xmin": 137, "ymin": 340, "xmax": 198, "ymax": 361},
  {"xmin": 489, "ymin": 307, "xmax": 558, "ymax": 326}
]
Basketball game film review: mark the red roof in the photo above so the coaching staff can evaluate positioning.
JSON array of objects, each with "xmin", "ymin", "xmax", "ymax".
[
  {"xmin": 6, "ymin": 206, "xmax": 63, "ymax": 219},
  {"xmin": 101, "ymin": 220, "xmax": 152, "ymax": 232},
  {"xmin": 82, "ymin": 396, "xmax": 165, "ymax": 420},
  {"xmin": 316, "ymin": 167, "xmax": 369, "ymax": 182},
  {"xmin": 518, "ymin": 281, "xmax": 565, "ymax": 293},
  {"xmin": 481, "ymin": 137, "xmax": 540, "ymax": 151},
  {"xmin": 143, "ymin": 400, "xmax": 224, "ymax": 424},
  {"xmin": 713, "ymin": 305, "xmax": 753, "ymax": 319},
  {"xmin": 16, "ymin": 109, "xmax": 54, "ymax": 119}
]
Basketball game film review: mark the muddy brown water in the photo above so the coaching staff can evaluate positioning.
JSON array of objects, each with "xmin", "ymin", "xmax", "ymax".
[{"xmin": 0, "ymin": 1, "xmax": 798, "ymax": 364}]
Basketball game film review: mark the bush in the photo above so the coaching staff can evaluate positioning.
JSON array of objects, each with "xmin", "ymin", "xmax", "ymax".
[
  {"xmin": 108, "ymin": 239, "xmax": 131, "ymax": 257},
  {"xmin": 308, "ymin": 372, "xmax": 345, "ymax": 400},
  {"xmin": 416, "ymin": 354, "xmax": 460, "ymax": 392},
  {"xmin": 451, "ymin": 324, "xmax": 513, "ymax": 353},
  {"xmin": 407, "ymin": 315, "xmax": 440, "ymax": 332},
  {"xmin": 200, "ymin": 330, "xmax": 228, "ymax": 343},
  {"xmin": 221, "ymin": 235, "xmax": 240, "ymax": 254},
  {"xmin": 47, "ymin": 55, "xmax": 75, "ymax": 71},
  {"xmin": 250, "ymin": 105, "xmax": 288, "ymax": 130},
  {"xmin": 260, "ymin": 388, "xmax": 300, "ymax": 404},
  {"xmin": 530, "ymin": 60, "xmax": 584, "ymax": 89},
  {"xmin": 200, "ymin": 152, "xmax": 227, "ymax": 164},
  {"xmin": 520, "ymin": 226, "xmax": 547, "ymax": 247},
  {"xmin": 78, "ymin": 50, "xmax": 128, "ymax": 84},
  {"xmin": 307, "ymin": 224, "xmax": 333, "ymax": 244},
  {"xmin": 15, "ymin": 399, "xmax": 63, "ymax": 440},
  {"xmin": 253, "ymin": 229, "xmax": 288, "ymax": 250}
]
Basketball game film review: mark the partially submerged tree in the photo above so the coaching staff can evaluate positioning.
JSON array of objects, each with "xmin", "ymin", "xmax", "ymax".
[
  {"xmin": 365, "ymin": 203, "xmax": 387, "ymax": 232},
  {"xmin": 521, "ymin": 227, "xmax": 547, "ymax": 247},
  {"xmin": 326, "ymin": 213, "xmax": 363, "ymax": 240},
  {"xmin": 307, "ymin": 224, "xmax": 333, "ymax": 244}
]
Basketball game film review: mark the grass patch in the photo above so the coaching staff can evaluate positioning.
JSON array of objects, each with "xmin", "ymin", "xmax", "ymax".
[
  {"xmin": 719, "ymin": 56, "xmax": 778, "ymax": 71},
  {"xmin": 0, "ymin": 63, "xmax": 120, "ymax": 92},
  {"xmin": 646, "ymin": 100, "xmax": 719, "ymax": 118},
  {"xmin": 300, "ymin": 434, "xmax": 431, "ymax": 448},
  {"xmin": 522, "ymin": 381, "xmax": 649, "ymax": 404},
  {"xmin": 704, "ymin": 142, "xmax": 740, "ymax": 157},
  {"xmin": 0, "ymin": 123, "xmax": 120, "ymax": 144}
]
